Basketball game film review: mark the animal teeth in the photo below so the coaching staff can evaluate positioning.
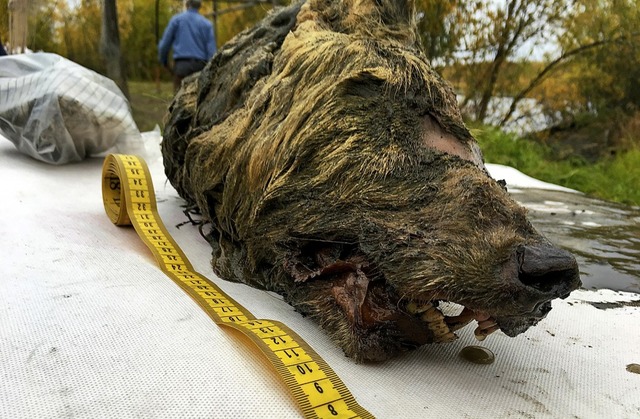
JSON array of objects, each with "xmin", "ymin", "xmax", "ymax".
[
  {"xmin": 430, "ymin": 320, "xmax": 455, "ymax": 342},
  {"xmin": 421, "ymin": 306, "xmax": 444, "ymax": 323},
  {"xmin": 406, "ymin": 301, "xmax": 462, "ymax": 343},
  {"xmin": 444, "ymin": 307, "xmax": 475, "ymax": 331}
]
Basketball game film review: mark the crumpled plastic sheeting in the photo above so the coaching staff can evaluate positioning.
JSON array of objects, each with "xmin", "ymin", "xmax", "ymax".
[
  {"xmin": 0, "ymin": 136, "xmax": 638, "ymax": 418},
  {"xmin": 0, "ymin": 52, "xmax": 145, "ymax": 164}
]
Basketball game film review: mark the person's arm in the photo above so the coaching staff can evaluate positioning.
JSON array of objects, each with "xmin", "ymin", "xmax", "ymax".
[{"xmin": 158, "ymin": 18, "xmax": 177, "ymax": 66}]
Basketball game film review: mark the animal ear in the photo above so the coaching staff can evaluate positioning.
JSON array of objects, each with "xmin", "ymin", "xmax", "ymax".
[{"xmin": 337, "ymin": 69, "xmax": 387, "ymax": 98}]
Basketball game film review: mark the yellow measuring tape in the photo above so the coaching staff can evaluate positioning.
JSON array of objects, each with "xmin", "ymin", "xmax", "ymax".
[{"xmin": 101, "ymin": 154, "xmax": 373, "ymax": 419}]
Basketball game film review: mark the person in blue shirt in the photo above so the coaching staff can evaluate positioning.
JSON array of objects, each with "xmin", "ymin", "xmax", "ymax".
[
  {"xmin": 0, "ymin": 37, "xmax": 7, "ymax": 56},
  {"xmin": 158, "ymin": 0, "xmax": 217, "ymax": 91}
]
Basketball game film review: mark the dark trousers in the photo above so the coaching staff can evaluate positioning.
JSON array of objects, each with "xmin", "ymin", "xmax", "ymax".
[{"xmin": 173, "ymin": 58, "xmax": 207, "ymax": 91}]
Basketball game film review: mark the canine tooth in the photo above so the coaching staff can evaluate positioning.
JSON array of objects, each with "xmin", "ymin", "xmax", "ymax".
[{"xmin": 445, "ymin": 311, "xmax": 474, "ymax": 331}]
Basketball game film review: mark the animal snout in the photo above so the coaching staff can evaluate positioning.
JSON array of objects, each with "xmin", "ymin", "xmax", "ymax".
[{"xmin": 517, "ymin": 244, "xmax": 581, "ymax": 297}]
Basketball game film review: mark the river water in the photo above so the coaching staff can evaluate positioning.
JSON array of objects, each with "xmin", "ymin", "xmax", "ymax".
[{"xmin": 508, "ymin": 187, "xmax": 640, "ymax": 293}]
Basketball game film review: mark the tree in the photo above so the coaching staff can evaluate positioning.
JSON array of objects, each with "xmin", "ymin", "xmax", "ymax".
[
  {"xmin": 101, "ymin": 0, "xmax": 130, "ymax": 99},
  {"xmin": 561, "ymin": 0, "xmax": 640, "ymax": 115},
  {"xmin": 121, "ymin": 0, "xmax": 176, "ymax": 80},
  {"xmin": 498, "ymin": 37, "xmax": 615, "ymax": 127},
  {"xmin": 548, "ymin": 0, "xmax": 640, "ymax": 151},
  {"xmin": 28, "ymin": 0, "xmax": 61, "ymax": 54},
  {"xmin": 415, "ymin": 0, "xmax": 465, "ymax": 66},
  {"xmin": 8, "ymin": 0, "xmax": 30, "ymax": 52},
  {"xmin": 0, "ymin": 1, "xmax": 9, "ymax": 44},
  {"xmin": 58, "ymin": 0, "xmax": 104, "ymax": 73},
  {"xmin": 212, "ymin": 1, "xmax": 283, "ymax": 46},
  {"xmin": 456, "ymin": 0, "xmax": 575, "ymax": 123}
]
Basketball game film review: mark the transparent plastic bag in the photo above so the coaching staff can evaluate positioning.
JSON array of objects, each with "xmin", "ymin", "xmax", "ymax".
[{"xmin": 0, "ymin": 52, "xmax": 146, "ymax": 164}]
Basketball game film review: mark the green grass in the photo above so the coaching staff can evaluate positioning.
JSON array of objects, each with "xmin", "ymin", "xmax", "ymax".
[
  {"xmin": 474, "ymin": 126, "xmax": 640, "ymax": 206},
  {"xmin": 128, "ymin": 81, "xmax": 175, "ymax": 132}
]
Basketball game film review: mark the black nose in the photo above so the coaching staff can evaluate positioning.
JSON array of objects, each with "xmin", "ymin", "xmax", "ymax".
[{"xmin": 517, "ymin": 244, "xmax": 581, "ymax": 296}]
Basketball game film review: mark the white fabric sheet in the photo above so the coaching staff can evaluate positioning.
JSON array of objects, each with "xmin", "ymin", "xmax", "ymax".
[{"xmin": 1, "ymin": 137, "xmax": 639, "ymax": 418}]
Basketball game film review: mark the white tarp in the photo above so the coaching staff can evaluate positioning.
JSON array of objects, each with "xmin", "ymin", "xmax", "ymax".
[{"xmin": 1, "ymin": 136, "xmax": 639, "ymax": 418}]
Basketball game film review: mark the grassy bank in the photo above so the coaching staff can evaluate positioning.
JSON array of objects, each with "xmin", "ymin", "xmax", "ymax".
[
  {"xmin": 129, "ymin": 81, "xmax": 175, "ymax": 132},
  {"xmin": 474, "ymin": 126, "xmax": 640, "ymax": 206}
]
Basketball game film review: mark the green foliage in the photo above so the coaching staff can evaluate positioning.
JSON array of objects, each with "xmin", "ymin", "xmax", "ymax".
[
  {"xmin": 561, "ymin": 0, "xmax": 640, "ymax": 117},
  {"xmin": 0, "ymin": 1, "xmax": 8, "ymax": 43},
  {"xmin": 3, "ymin": 0, "xmax": 286, "ymax": 85},
  {"xmin": 128, "ymin": 81, "xmax": 175, "ymax": 132},
  {"xmin": 29, "ymin": 11, "xmax": 54, "ymax": 52},
  {"xmin": 415, "ymin": 0, "xmax": 462, "ymax": 65},
  {"xmin": 121, "ymin": 0, "xmax": 179, "ymax": 80},
  {"xmin": 475, "ymin": 126, "xmax": 640, "ymax": 206},
  {"xmin": 215, "ymin": 3, "xmax": 275, "ymax": 46},
  {"xmin": 470, "ymin": 0, "xmax": 573, "ymax": 122},
  {"xmin": 57, "ymin": 0, "xmax": 104, "ymax": 73}
]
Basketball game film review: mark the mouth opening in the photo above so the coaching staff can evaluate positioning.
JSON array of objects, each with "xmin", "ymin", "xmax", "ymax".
[{"xmin": 403, "ymin": 299, "xmax": 500, "ymax": 342}]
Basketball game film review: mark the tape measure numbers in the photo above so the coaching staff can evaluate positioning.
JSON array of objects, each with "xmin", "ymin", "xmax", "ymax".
[{"xmin": 102, "ymin": 154, "xmax": 373, "ymax": 419}]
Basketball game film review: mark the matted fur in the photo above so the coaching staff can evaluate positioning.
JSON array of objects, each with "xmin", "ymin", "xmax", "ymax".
[{"xmin": 162, "ymin": 0, "xmax": 580, "ymax": 361}]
